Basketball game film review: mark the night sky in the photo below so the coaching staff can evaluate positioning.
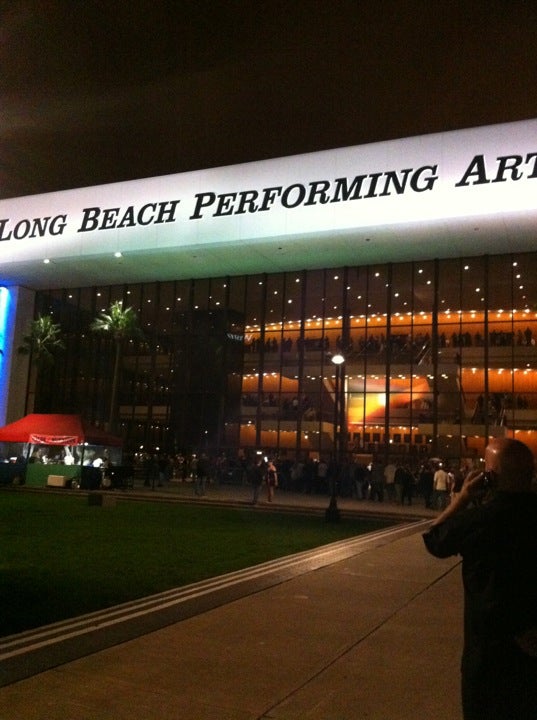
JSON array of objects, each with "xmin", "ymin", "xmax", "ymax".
[{"xmin": 1, "ymin": 0, "xmax": 537, "ymax": 199}]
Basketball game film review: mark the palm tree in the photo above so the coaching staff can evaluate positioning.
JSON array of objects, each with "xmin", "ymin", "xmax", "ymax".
[
  {"xmin": 18, "ymin": 314, "xmax": 65, "ymax": 413},
  {"xmin": 91, "ymin": 300, "xmax": 143, "ymax": 431},
  {"xmin": 19, "ymin": 314, "xmax": 65, "ymax": 365}
]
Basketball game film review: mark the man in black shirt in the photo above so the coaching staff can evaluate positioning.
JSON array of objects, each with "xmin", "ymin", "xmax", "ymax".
[{"xmin": 423, "ymin": 438, "xmax": 537, "ymax": 720}]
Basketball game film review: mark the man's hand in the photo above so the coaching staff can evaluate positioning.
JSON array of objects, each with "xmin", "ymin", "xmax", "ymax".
[
  {"xmin": 429, "ymin": 470, "xmax": 484, "ymax": 527},
  {"xmin": 461, "ymin": 470, "xmax": 489, "ymax": 500}
]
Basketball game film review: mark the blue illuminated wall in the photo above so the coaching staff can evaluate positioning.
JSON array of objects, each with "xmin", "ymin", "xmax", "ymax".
[{"xmin": 0, "ymin": 286, "xmax": 15, "ymax": 426}]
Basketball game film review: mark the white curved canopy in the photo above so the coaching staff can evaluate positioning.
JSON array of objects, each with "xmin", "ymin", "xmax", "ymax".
[{"xmin": 1, "ymin": 118, "xmax": 536, "ymax": 290}]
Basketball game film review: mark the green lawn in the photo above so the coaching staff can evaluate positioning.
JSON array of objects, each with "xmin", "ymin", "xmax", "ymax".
[{"xmin": 0, "ymin": 490, "xmax": 393, "ymax": 637}]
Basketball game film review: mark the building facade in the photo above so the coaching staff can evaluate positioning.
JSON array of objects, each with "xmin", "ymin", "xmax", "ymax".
[{"xmin": 2, "ymin": 119, "xmax": 537, "ymax": 465}]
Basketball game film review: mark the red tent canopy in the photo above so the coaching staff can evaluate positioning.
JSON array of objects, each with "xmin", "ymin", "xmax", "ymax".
[{"xmin": 0, "ymin": 414, "xmax": 122, "ymax": 446}]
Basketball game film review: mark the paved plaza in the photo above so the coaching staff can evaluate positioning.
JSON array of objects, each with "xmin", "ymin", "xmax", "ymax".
[{"xmin": 0, "ymin": 484, "xmax": 463, "ymax": 719}]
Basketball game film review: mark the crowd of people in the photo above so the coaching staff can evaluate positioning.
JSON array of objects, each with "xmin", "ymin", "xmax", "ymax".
[
  {"xmin": 244, "ymin": 332, "xmax": 430, "ymax": 360},
  {"xmin": 133, "ymin": 450, "xmax": 476, "ymax": 511},
  {"xmin": 244, "ymin": 326, "xmax": 536, "ymax": 361}
]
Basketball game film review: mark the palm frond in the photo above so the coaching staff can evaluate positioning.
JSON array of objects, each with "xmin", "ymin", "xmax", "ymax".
[
  {"xmin": 18, "ymin": 314, "xmax": 64, "ymax": 365},
  {"xmin": 91, "ymin": 300, "xmax": 143, "ymax": 340}
]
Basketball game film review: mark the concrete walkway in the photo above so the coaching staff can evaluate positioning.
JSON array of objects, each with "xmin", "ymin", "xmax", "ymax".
[
  {"xmin": 86, "ymin": 478, "xmax": 441, "ymax": 522},
  {"xmin": 0, "ymin": 485, "xmax": 464, "ymax": 719}
]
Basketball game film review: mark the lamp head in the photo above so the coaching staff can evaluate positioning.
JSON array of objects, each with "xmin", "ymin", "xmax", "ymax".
[{"xmin": 331, "ymin": 353, "xmax": 345, "ymax": 365}]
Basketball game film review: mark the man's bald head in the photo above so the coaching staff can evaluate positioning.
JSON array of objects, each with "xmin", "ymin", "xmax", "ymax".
[{"xmin": 485, "ymin": 438, "xmax": 535, "ymax": 492}]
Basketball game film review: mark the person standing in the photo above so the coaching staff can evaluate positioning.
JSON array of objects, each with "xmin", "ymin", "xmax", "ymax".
[
  {"xmin": 190, "ymin": 454, "xmax": 199, "ymax": 492},
  {"xmin": 433, "ymin": 463, "xmax": 450, "ymax": 509},
  {"xmin": 266, "ymin": 458, "xmax": 278, "ymax": 502},
  {"xmin": 249, "ymin": 456, "xmax": 266, "ymax": 505},
  {"xmin": 316, "ymin": 458, "xmax": 329, "ymax": 494},
  {"xmin": 418, "ymin": 461, "xmax": 435, "ymax": 509},
  {"xmin": 384, "ymin": 462, "xmax": 397, "ymax": 503},
  {"xmin": 393, "ymin": 462, "xmax": 405, "ymax": 504},
  {"xmin": 353, "ymin": 461, "xmax": 368, "ymax": 500},
  {"xmin": 450, "ymin": 465, "xmax": 465, "ymax": 503},
  {"xmin": 368, "ymin": 461, "xmax": 384, "ymax": 502},
  {"xmin": 423, "ymin": 438, "xmax": 537, "ymax": 720},
  {"xmin": 400, "ymin": 464, "xmax": 415, "ymax": 506},
  {"xmin": 194, "ymin": 453, "xmax": 208, "ymax": 496}
]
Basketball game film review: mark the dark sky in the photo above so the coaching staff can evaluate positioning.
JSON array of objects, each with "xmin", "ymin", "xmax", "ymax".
[{"xmin": 1, "ymin": 0, "xmax": 537, "ymax": 199}]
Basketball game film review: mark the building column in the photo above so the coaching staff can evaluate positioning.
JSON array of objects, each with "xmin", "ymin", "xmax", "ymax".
[{"xmin": 0, "ymin": 286, "xmax": 35, "ymax": 425}]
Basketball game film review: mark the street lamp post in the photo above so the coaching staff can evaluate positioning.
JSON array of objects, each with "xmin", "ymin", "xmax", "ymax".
[{"xmin": 326, "ymin": 352, "xmax": 345, "ymax": 522}]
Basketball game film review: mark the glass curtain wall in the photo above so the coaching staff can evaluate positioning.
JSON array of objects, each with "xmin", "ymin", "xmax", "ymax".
[{"xmin": 32, "ymin": 251, "xmax": 537, "ymax": 465}]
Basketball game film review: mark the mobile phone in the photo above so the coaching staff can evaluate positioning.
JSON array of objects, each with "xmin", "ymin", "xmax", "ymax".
[{"xmin": 482, "ymin": 471, "xmax": 493, "ymax": 488}]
